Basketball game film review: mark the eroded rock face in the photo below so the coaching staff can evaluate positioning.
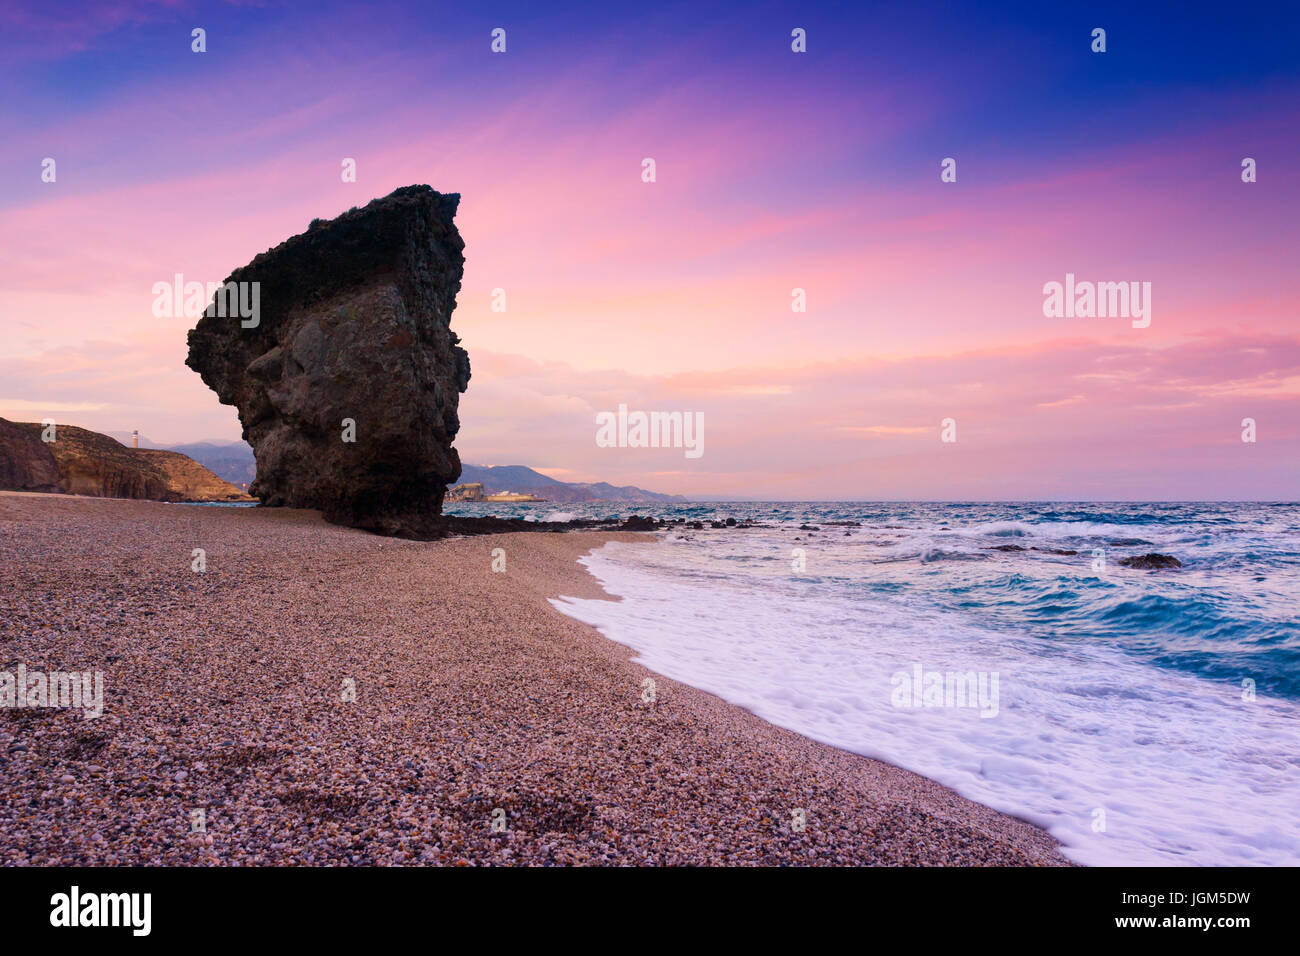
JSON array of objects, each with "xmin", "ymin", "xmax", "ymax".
[
  {"xmin": 0, "ymin": 418, "xmax": 60, "ymax": 493},
  {"xmin": 185, "ymin": 185, "xmax": 470, "ymax": 537},
  {"xmin": 0, "ymin": 420, "xmax": 248, "ymax": 501}
]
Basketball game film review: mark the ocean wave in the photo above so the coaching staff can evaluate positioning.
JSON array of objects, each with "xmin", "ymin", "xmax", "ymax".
[
  {"xmin": 546, "ymin": 502, "xmax": 1300, "ymax": 865},
  {"xmin": 919, "ymin": 548, "xmax": 988, "ymax": 563},
  {"xmin": 553, "ymin": 538, "xmax": 1300, "ymax": 866}
]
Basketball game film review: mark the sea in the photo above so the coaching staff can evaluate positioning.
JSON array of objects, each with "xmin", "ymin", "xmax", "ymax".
[{"xmin": 446, "ymin": 499, "xmax": 1300, "ymax": 866}]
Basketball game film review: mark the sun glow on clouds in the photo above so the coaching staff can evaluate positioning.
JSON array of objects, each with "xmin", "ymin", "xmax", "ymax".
[
  {"xmin": 838, "ymin": 425, "xmax": 932, "ymax": 435},
  {"xmin": 0, "ymin": 399, "xmax": 106, "ymax": 414},
  {"xmin": 1, "ymin": 3, "xmax": 1297, "ymax": 497}
]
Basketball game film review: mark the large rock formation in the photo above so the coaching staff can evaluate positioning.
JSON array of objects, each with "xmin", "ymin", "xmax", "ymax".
[
  {"xmin": 186, "ymin": 185, "xmax": 471, "ymax": 537},
  {"xmin": 0, "ymin": 420, "xmax": 249, "ymax": 502}
]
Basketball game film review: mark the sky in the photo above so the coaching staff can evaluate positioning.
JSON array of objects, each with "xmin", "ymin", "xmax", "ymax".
[{"xmin": 1, "ymin": 0, "xmax": 1297, "ymax": 499}]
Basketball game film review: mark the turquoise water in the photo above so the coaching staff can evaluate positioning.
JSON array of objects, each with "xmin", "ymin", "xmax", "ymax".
[
  {"xmin": 453, "ymin": 500, "xmax": 1300, "ymax": 698},
  {"xmin": 453, "ymin": 499, "xmax": 1300, "ymax": 864}
]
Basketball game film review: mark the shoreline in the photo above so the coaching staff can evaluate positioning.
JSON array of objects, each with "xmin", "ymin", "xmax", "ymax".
[{"xmin": 0, "ymin": 491, "xmax": 1068, "ymax": 865}]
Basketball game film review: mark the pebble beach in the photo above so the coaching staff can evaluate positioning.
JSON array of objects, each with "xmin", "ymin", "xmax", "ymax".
[{"xmin": 0, "ymin": 491, "xmax": 1068, "ymax": 866}]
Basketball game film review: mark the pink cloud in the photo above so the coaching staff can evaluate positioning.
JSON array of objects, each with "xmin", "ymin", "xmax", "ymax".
[
  {"xmin": 448, "ymin": 332, "xmax": 1300, "ymax": 499},
  {"xmin": 3, "ymin": 16, "xmax": 1296, "ymax": 500}
]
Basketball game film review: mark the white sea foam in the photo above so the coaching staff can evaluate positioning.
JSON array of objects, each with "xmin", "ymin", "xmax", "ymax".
[{"xmin": 551, "ymin": 540, "xmax": 1300, "ymax": 866}]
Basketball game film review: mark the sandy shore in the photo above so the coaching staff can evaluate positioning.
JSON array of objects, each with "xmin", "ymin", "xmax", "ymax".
[{"xmin": 0, "ymin": 492, "xmax": 1068, "ymax": 865}]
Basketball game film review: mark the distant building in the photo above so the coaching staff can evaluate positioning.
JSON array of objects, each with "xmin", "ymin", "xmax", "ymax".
[
  {"xmin": 132, "ymin": 430, "xmax": 139, "ymax": 449},
  {"xmin": 446, "ymin": 481, "xmax": 545, "ymax": 503},
  {"xmin": 446, "ymin": 482, "xmax": 484, "ymax": 502},
  {"xmin": 484, "ymin": 491, "xmax": 545, "ymax": 502}
]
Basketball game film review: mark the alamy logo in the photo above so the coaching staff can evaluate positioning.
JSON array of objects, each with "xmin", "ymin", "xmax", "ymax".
[
  {"xmin": 0, "ymin": 665, "xmax": 103, "ymax": 719},
  {"xmin": 890, "ymin": 664, "xmax": 999, "ymax": 718},
  {"xmin": 152, "ymin": 273, "xmax": 260, "ymax": 328},
  {"xmin": 50, "ymin": 886, "xmax": 151, "ymax": 936},
  {"xmin": 595, "ymin": 404, "xmax": 703, "ymax": 459},
  {"xmin": 1042, "ymin": 273, "xmax": 1151, "ymax": 328}
]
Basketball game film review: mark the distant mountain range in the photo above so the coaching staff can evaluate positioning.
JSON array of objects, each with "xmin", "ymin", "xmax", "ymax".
[
  {"xmin": 457, "ymin": 464, "xmax": 687, "ymax": 503},
  {"xmin": 108, "ymin": 434, "xmax": 685, "ymax": 503}
]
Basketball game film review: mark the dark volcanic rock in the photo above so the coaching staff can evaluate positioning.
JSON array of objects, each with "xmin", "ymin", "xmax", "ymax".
[
  {"xmin": 1118, "ymin": 553, "xmax": 1182, "ymax": 570},
  {"xmin": 441, "ymin": 515, "xmax": 652, "ymax": 536},
  {"xmin": 619, "ymin": 515, "xmax": 659, "ymax": 531},
  {"xmin": 186, "ymin": 185, "xmax": 470, "ymax": 537}
]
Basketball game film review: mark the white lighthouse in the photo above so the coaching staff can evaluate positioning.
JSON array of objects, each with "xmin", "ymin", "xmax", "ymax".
[{"xmin": 132, "ymin": 430, "xmax": 139, "ymax": 449}]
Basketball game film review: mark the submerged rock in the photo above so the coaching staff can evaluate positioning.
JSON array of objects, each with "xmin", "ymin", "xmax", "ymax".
[
  {"xmin": 1118, "ymin": 553, "xmax": 1182, "ymax": 570},
  {"xmin": 186, "ymin": 185, "xmax": 470, "ymax": 537},
  {"xmin": 619, "ymin": 515, "xmax": 659, "ymax": 531}
]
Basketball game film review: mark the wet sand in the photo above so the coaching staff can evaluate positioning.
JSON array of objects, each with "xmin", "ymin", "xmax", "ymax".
[{"xmin": 0, "ymin": 491, "xmax": 1068, "ymax": 865}]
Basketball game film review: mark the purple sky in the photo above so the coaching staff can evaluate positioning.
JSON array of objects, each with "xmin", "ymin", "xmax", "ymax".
[{"xmin": 2, "ymin": 1, "xmax": 1297, "ymax": 498}]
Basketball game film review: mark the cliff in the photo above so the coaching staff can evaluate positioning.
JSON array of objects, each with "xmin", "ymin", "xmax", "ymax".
[
  {"xmin": 0, "ymin": 418, "xmax": 61, "ymax": 493},
  {"xmin": 185, "ymin": 185, "xmax": 470, "ymax": 537},
  {"xmin": 0, "ymin": 420, "xmax": 250, "ymax": 502}
]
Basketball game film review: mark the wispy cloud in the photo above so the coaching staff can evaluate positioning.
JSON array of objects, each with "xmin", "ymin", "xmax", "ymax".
[{"xmin": 3, "ymin": 2, "xmax": 1297, "ymax": 498}]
